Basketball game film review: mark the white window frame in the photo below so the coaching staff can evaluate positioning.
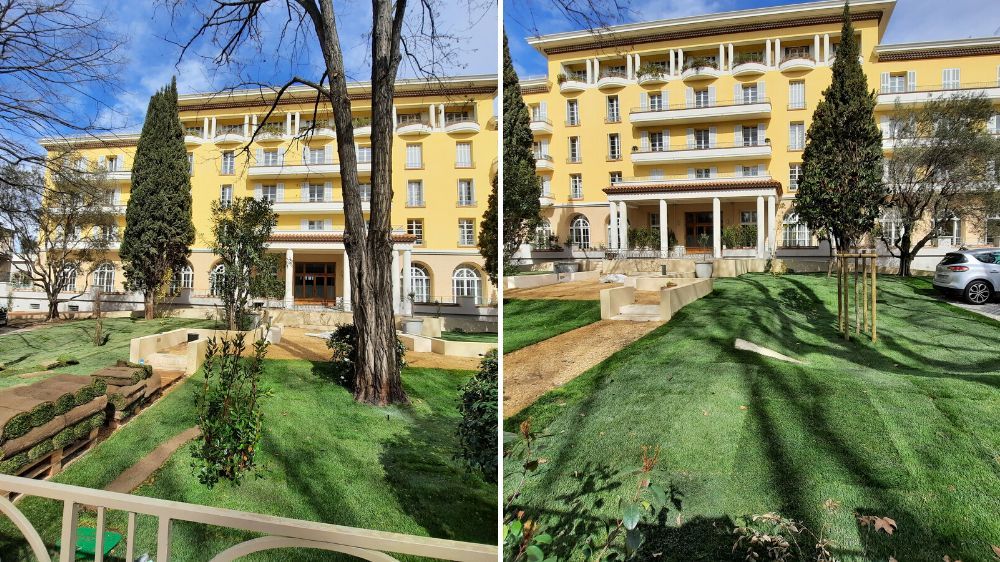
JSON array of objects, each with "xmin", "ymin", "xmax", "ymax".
[
  {"xmin": 569, "ymin": 174, "xmax": 583, "ymax": 199},
  {"xmin": 458, "ymin": 179, "xmax": 475, "ymax": 206},
  {"xmin": 93, "ymin": 262, "xmax": 115, "ymax": 293},
  {"xmin": 407, "ymin": 180, "xmax": 424, "ymax": 207},
  {"xmin": 221, "ymin": 151, "xmax": 235, "ymax": 175},
  {"xmin": 458, "ymin": 219, "xmax": 475, "ymax": 246},
  {"xmin": 407, "ymin": 219, "xmax": 424, "ymax": 245},
  {"xmin": 452, "ymin": 266, "xmax": 481, "ymax": 303},
  {"xmin": 570, "ymin": 215, "xmax": 591, "ymax": 247},
  {"xmin": 789, "ymin": 122, "xmax": 806, "ymax": 150}
]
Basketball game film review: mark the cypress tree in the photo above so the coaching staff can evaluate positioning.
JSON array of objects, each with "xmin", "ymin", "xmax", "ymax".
[
  {"xmin": 796, "ymin": 3, "xmax": 885, "ymax": 251},
  {"xmin": 502, "ymin": 33, "xmax": 541, "ymax": 274},
  {"xmin": 120, "ymin": 78, "xmax": 195, "ymax": 318}
]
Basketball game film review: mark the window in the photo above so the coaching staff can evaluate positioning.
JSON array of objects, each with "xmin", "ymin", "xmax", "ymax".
[
  {"xmin": 742, "ymin": 125, "xmax": 759, "ymax": 146},
  {"xmin": 694, "ymin": 129, "xmax": 710, "ymax": 149},
  {"xmin": 741, "ymin": 165, "xmax": 760, "ymax": 177},
  {"xmin": 789, "ymin": 122, "xmax": 806, "ymax": 150},
  {"xmin": 260, "ymin": 150, "xmax": 281, "ymax": 166},
  {"xmin": 359, "ymin": 183, "xmax": 372, "ymax": 202},
  {"xmin": 407, "ymin": 219, "xmax": 424, "ymax": 245},
  {"xmin": 741, "ymin": 211, "xmax": 757, "ymax": 225},
  {"xmin": 609, "ymin": 171, "xmax": 623, "ymax": 183},
  {"xmin": 458, "ymin": 179, "xmax": 475, "ymax": 206},
  {"xmin": 10, "ymin": 270, "xmax": 32, "ymax": 290},
  {"xmin": 452, "ymin": 266, "xmax": 481, "ymax": 303},
  {"xmin": 942, "ymin": 68, "xmax": 961, "ymax": 90},
  {"xmin": 934, "ymin": 215, "xmax": 963, "ymax": 246},
  {"xmin": 407, "ymin": 181, "xmax": 424, "ymax": 207},
  {"xmin": 106, "ymin": 155, "xmax": 122, "ymax": 172},
  {"xmin": 566, "ymin": 100, "xmax": 579, "ymax": 126},
  {"xmin": 608, "ymin": 134, "xmax": 621, "ymax": 160},
  {"xmin": 540, "ymin": 176, "xmax": 552, "ymax": 195},
  {"xmin": 456, "ymin": 142, "xmax": 473, "ymax": 167},
  {"xmin": 93, "ymin": 262, "xmax": 115, "ymax": 293},
  {"xmin": 169, "ymin": 264, "xmax": 194, "ymax": 294},
  {"xmin": 789, "ymin": 81, "xmax": 805, "ymax": 110},
  {"xmin": 789, "ymin": 164, "xmax": 803, "ymax": 191},
  {"xmin": 61, "ymin": 264, "xmax": 77, "ymax": 292},
  {"xmin": 100, "ymin": 223, "xmax": 118, "ymax": 243},
  {"xmin": 782, "ymin": 213, "xmax": 811, "ymax": 247},
  {"xmin": 694, "ymin": 89, "xmax": 710, "ymax": 108},
  {"xmin": 984, "ymin": 216, "xmax": 1000, "ymax": 245},
  {"xmin": 880, "ymin": 209, "xmax": 904, "ymax": 246},
  {"xmin": 784, "ymin": 45, "xmax": 811, "ymax": 60},
  {"xmin": 568, "ymin": 137, "xmax": 581, "ymax": 162},
  {"xmin": 304, "ymin": 183, "xmax": 322, "ymax": 202},
  {"xmin": 531, "ymin": 104, "xmax": 546, "ymax": 121},
  {"xmin": 396, "ymin": 112, "xmax": 422, "ymax": 126},
  {"xmin": 445, "ymin": 110, "xmax": 471, "ymax": 125},
  {"xmin": 569, "ymin": 215, "xmax": 591, "ymax": 247},
  {"xmin": 221, "ymin": 151, "xmax": 235, "ymax": 175},
  {"xmin": 606, "ymin": 96, "xmax": 620, "ymax": 122},
  {"xmin": 260, "ymin": 184, "xmax": 277, "ymax": 202},
  {"xmin": 569, "ymin": 174, "xmax": 583, "ymax": 199},
  {"xmin": 306, "ymin": 220, "xmax": 326, "ymax": 231},
  {"xmin": 357, "ymin": 146, "xmax": 372, "ymax": 163},
  {"xmin": 534, "ymin": 220, "xmax": 553, "ymax": 248},
  {"xmin": 695, "ymin": 168, "xmax": 712, "ymax": 179},
  {"xmin": 649, "ymin": 131, "xmax": 664, "ymax": 152},
  {"xmin": 410, "ymin": 265, "xmax": 430, "ymax": 303},
  {"xmin": 886, "ymin": 73, "xmax": 906, "ymax": 94},
  {"xmin": 220, "ymin": 184, "xmax": 233, "ymax": 206},
  {"xmin": 304, "ymin": 146, "xmax": 326, "ymax": 165},
  {"xmin": 648, "ymin": 93, "xmax": 663, "ymax": 111},
  {"xmin": 458, "ymin": 219, "xmax": 475, "ymax": 245},
  {"xmin": 187, "ymin": 153, "xmax": 194, "ymax": 175},
  {"xmin": 406, "ymin": 144, "xmax": 423, "ymax": 169},
  {"xmin": 210, "ymin": 264, "xmax": 226, "ymax": 297},
  {"xmin": 741, "ymin": 84, "xmax": 759, "ymax": 104}
]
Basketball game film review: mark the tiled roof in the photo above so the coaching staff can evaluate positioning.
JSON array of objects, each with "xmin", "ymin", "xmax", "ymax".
[{"xmin": 604, "ymin": 179, "xmax": 781, "ymax": 194}]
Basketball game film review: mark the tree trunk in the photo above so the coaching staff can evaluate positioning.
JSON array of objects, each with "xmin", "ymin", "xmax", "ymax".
[
  {"xmin": 144, "ymin": 291, "xmax": 155, "ymax": 320},
  {"xmin": 897, "ymin": 233, "xmax": 912, "ymax": 277},
  {"xmin": 46, "ymin": 295, "xmax": 59, "ymax": 321}
]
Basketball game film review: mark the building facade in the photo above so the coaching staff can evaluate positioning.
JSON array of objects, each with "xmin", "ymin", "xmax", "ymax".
[
  {"xmin": 12, "ymin": 75, "xmax": 497, "ymax": 315},
  {"xmin": 516, "ymin": 0, "xmax": 1000, "ymax": 270}
]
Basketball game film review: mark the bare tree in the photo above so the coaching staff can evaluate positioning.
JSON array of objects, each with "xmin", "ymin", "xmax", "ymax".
[
  {"xmin": 0, "ymin": 156, "xmax": 116, "ymax": 320},
  {"xmin": 168, "ymin": 0, "xmax": 487, "ymax": 405},
  {"xmin": 881, "ymin": 94, "xmax": 1000, "ymax": 276}
]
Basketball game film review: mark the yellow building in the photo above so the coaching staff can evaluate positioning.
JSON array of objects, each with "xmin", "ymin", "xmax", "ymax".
[
  {"xmin": 516, "ymin": 0, "xmax": 1000, "ymax": 269},
  {"xmin": 28, "ymin": 75, "xmax": 497, "ymax": 315}
]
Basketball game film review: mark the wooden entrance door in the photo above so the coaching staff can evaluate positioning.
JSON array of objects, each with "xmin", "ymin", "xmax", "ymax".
[
  {"xmin": 685, "ymin": 212, "xmax": 714, "ymax": 251},
  {"xmin": 294, "ymin": 262, "xmax": 337, "ymax": 305}
]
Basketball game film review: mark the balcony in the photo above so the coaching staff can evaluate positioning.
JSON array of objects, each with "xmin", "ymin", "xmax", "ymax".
[
  {"xmin": 352, "ymin": 118, "xmax": 372, "ymax": 137},
  {"xmin": 444, "ymin": 118, "xmax": 481, "ymax": 134},
  {"xmin": 596, "ymin": 70, "xmax": 629, "ymax": 90},
  {"xmin": 249, "ymin": 156, "xmax": 373, "ymax": 178},
  {"xmin": 534, "ymin": 154, "xmax": 554, "ymax": 171},
  {"xmin": 396, "ymin": 120, "xmax": 432, "ymax": 136},
  {"xmin": 184, "ymin": 134, "xmax": 205, "ymax": 145},
  {"xmin": 272, "ymin": 200, "xmax": 370, "ymax": 213},
  {"xmin": 255, "ymin": 124, "xmax": 286, "ymax": 142},
  {"xmin": 213, "ymin": 125, "xmax": 246, "ymax": 145},
  {"xmin": 731, "ymin": 61, "xmax": 768, "ymax": 77},
  {"xmin": 630, "ymin": 141, "xmax": 772, "ymax": 164},
  {"xmin": 779, "ymin": 57, "xmax": 816, "ymax": 73},
  {"xmin": 636, "ymin": 65, "xmax": 669, "ymax": 85},
  {"xmin": 876, "ymin": 81, "xmax": 1000, "ymax": 108},
  {"xmin": 558, "ymin": 73, "xmax": 588, "ymax": 93},
  {"xmin": 104, "ymin": 168, "xmax": 131, "ymax": 182},
  {"xmin": 629, "ymin": 98, "xmax": 771, "ymax": 126},
  {"xmin": 529, "ymin": 117, "xmax": 553, "ymax": 134},
  {"xmin": 539, "ymin": 193, "xmax": 555, "ymax": 207},
  {"xmin": 299, "ymin": 121, "xmax": 336, "ymax": 139},
  {"xmin": 681, "ymin": 60, "xmax": 721, "ymax": 81}
]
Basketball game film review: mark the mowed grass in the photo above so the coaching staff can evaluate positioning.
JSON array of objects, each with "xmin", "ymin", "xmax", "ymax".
[
  {"xmin": 502, "ymin": 299, "xmax": 601, "ymax": 353},
  {"xmin": 0, "ymin": 316, "xmax": 217, "ymax": 387},
  {"xmin": 506, "ymin": 274, "xmax": 1000, "ymax": 562},
  {"xmin": 0, "ymin": 360, "xmax": 496, "ymax": 561},
  {"xmin": 439, "ymin": 330, "xmax": 498, "ymax": 343}
]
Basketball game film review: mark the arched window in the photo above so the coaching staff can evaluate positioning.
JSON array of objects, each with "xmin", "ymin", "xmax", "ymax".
[
  {"xmin": 209, "ymin": 264, "xmax": 226, "ymax": 297},
  {"xmin": 170, "ymin": 263, "xmax": 194, "ymax": 294},
  {"xmin": 61, "ymin": 263, "xmax": 78, "ymax": 292},
  {"xmin": 570, "ymin": 215, "xmax": 591, "ymax": 247},
  {"xmin": 534, "ymin": 220, "xmax": 552, "ymax": 248},
  {"xmin": 452, "ymin": 265, "xmax": 481, "ymax": 304},
  {"xmin": 410, "ymin": 264, "xmax": 430, "ymax": 303},
  {"xmin": 92, "ymin": 262, "xmax": 115, "ymax": 293},
  {"xmin": 782, "ymin": 211, "xmax": 812, "ymax": 248}
]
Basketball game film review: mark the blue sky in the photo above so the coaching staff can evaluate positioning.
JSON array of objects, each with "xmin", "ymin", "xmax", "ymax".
[
  {"xmin": 76, "ymin": 0, "xmax": 497, "ymax": 134},
  {"xmin": 504, "ymin": 0, "xmax": 1000, "ymax": 77}
]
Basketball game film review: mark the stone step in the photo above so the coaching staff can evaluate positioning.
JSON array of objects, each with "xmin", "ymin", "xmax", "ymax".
[
  {"xmin": 611, "ymin": 314, "xmax": 662, "ymax": 322},
  {"xmin": 619, "ymin": 304, "xmax": 660, "ymax": 316},
  {"xmin": 146, "ymin": 352, "xmax": 187, "ymax": 372}
]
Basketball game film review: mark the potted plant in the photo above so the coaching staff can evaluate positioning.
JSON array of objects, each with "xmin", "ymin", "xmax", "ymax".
[
  {"xmin": 556, "ymin": 73, "xmax": 568, "ymax": 84},
  {"xmin": 695, "ymin": 232, "xmax": 714, "ymax": 278}
]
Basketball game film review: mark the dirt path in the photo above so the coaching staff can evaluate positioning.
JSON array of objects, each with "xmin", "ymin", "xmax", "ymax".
[
  {"xmin": 269, "ymin": 327, "xmax": 479, "ymax": 370},
  {"xmin": 503, "ymin": 320, "xmax": 660, "ymax": 417},
  {"xmin": 106, "ymin": 426, "xmax": 201, "ymax": 493},
  {"xmin": 505, "ymin": 281, "xmax": 620, "ymax": 301}
]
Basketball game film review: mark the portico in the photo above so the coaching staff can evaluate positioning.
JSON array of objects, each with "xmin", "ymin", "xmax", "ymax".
[{"xmin": 604, "ymin": 178, "xmax": 780, "ymax": 258}]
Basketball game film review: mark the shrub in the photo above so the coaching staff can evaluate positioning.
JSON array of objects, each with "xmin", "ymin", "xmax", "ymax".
[
  {"xmin": 722, "ymin": 224, "xmax": 758, "ymax": 248},
  {"xmin": 635, "ymin": 63, "xmax": 666, "ymax": 79},
  {"xmin": 456, "ymin": 350, "xmax": 498, "ymax": 483},
  {"xmin": 326, "ymin": 323, "xmax": 407, "ymax": 387},
  {"xmin": 191, "ymin": 333, "xmax": 268, "ymax": 488},
  {"xmin": 627, "ymin": 227, "xmax": 678, "ymax": 250}
]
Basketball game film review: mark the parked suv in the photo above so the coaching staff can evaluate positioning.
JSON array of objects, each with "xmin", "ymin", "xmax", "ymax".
[
  {"xmin": 0, "ymin": 307, "xmax": 7, "ymax": 327},
  {"xmin": 933, "ymin": 249, "xmax": 1000, "ymax": 304}
]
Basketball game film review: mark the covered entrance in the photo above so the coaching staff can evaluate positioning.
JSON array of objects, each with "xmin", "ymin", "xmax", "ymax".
[
  {"xmin": 684, "ymin": 212, "xmax": 715, "ymax": 253},
  {"xmin": 293, "ymin": 262, "xmax": 336, "ymax": 305}
]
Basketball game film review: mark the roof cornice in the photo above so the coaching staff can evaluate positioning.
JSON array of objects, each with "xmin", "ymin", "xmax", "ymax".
[
  {"xmin": 526, "ymin": 0, "xmax": 895, "ymax": 56},
  {"xmin": 875, "ymin": 36, "xmax": 1000, "ymax": 61}
]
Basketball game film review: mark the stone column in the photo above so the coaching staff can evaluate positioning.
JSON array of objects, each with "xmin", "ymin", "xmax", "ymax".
[
  {"xmin": 202, "ymin": 117, "xmax": 210, "ymax": 139},
  {"xmin": 756, "ymin": 196, "xmax": 766, "ymax": 258},
  {"xmin": 775, "ymin": 39, "xmax": 782, "ymax": 65},
  {"xmin": 634, "ymin": 53, "xmax": 640, "ymax": 74},
  {"xmin": 728, "ymin": 43, "xmax": 734, "ymax": 68},
  {"xmin": 342, "ymin": 250, "xmax": 352, "ymax": 312},
  {"xmin": 593, "ymin": 58, "xmax": 600, "ymax": 81},
  {"xmin": 824, "ymin": 34, "xmax": 831, "ymax": 63},
  {"xmin": 713, "ymin": 197, "xmax": 722, "ymax": 258},
  {"xmin": 669, "ymin": 49, "xmax": 676, "ymax": 75},
  {"xmin": 626, "ymin": 53, "xmax": 633, "ymax": 79},
  {"xmin": 608, "ymin": 201, "xmax": 619, "ymax": 250},
  {"xmin": 765, "ymin": 39, "xmax": 772, "ymax": 66},
  {"xmin": 767, "ymin": 195, "xmax": 777, "ymax": 255},
  {"xmin": 243, "ymin": 115, "xmax": 250, "ymax": 137},
  {"xmin": 391, "ymin": 250, "xmax": 400, "ymax": 314},
  {"xmin": 659, "ymin": 199, "xmax": 669, "ymax": 256},
  {"xmin": 677, "ymin": 49, "xmax": 684, "ymax": 71},
  {"xmin": 719, "ymin": 44, "xmax": 725, "ymax": 71},
  {"xmin": 284, "ymin": 249, "xmax": 294, "ymax": 308},
  {"xmin": 429, "ymin": 103, "xmax": 436, "ymax": 128},
  {"xmin": 618, "ymin": 201, "xmax": 629, "ymax": 251},
  {"xmin": 814, "ymin": 35, "xmax": 821, "ymax": 62},
  {"xmin": 585, "ymin": 59, "xmax": 593, "ymax": 83},
  {"xmin": 401, "ymin": 249, "xmax": 413, "ymax": 316}
]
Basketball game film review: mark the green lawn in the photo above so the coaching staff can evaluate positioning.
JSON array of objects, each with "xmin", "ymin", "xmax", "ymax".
[
  {"xmin": 502, "ymin": 299, "xmax": 601, "ymax": 354},
  {"xmin": 0, "ymin": 317, "xmax": 217, "ymax": 387},
  {"xmin": 506, "ymin": 274, "xmax": 1000, "ymax": 562},
  {"xmin": 439, "ymin": 330, "xmax": 498, "ymax": 343},
  {"xmin": 0, "ymin": 359, "xmax": 496, "ymax": 560}
]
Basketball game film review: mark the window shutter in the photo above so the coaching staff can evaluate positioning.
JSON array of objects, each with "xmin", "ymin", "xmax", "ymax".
[
  {"xmin": 685, "ymin": 87, "xmax": 694, "ymax": 108},
  {"xmin": 735, "ymin": 125, "xmax": 743, "ymax": 140},
  {"xmin": 97, "ymin": 156, "xmax": 106, "ymax": 168},
  {"xmin": 709, "ymin": 127, "xmax": 717, "ymax": 147},
  {"xmin": 303, "ymin": 147, "xmax": 310, "ymax": 164},
  {"xmin": 708, "ymin": 86, "xmax": 716, "ymax": 105},
  {"xmin": 687, "ymin": 168, "xmax": 695, "ymax": 179},
  {"xmin": 255, "ymin": 148, "xmax": 263, "ymax": 163},
  {"xmin": 757, "ymin": 124, "xmax": 766, "ymax": 143},
  {"xmin": 710, "ymin": 167, "xmax": 717, "ymax": 177},
  {"xmin": 539, "ymin": 101, "xmax": 548, "ymax": 118},
  {"xmin": 757, "ymin": 80, "xmax": 766, "ymax": 99},
  {"xmin": 640, "ymin": 92, "xmax": 649, "ymax": 110},
  {"xmin": 733, "ymin": 83, "xmax": 741, "ymax": 101},
  {"xmin": 113, "ymin": 188, "xmax": 120, "ymax": 205},
  {"xmin": 301, "ymin": 182, "xmax": 309, "ymax": 202},
  {"xmin": 324, "ymin": 181, "xmax": 333, "ymax": 201},
  {"xmin": 640, "ymin": 131, "xmax": 649, "ymax": 150},
  {"xmin": 880, "ymin": 72, "xmax": 890, "ymax": 92},
  {"xmin": 735, "ymin": 165, "xmax": 743, "ymax": 178},
  {"xmin": 880, "ymin": 116, "xmax": 889, "ymax": 138},
  {"xmin": 661, "ymin": 90, "xmax": 668, "ymax": 107},
  {"xmin": 276, "ymin": 183, "xmax": 284, "ymax": 202},
  {"xmin": 301, "ymin": 219, "xmax": 307, "ymax": 230},
  {"xmin": 278, "ymin": 147, "xmax": 286, "ymax": 165},
  {"xmin": 906, "ymin": 71, "xmax": 916, "ymax": 92},
  {"xmin": 324, "ymin": 219, "xmax": 332, "ymax": 230},
  {"xmin": 686, "ymin": 128, "xmax": 694, "ymax": 149},
  {"xmin": 254, "ymin": 184, "xmax": 262, "ymax": 200}
]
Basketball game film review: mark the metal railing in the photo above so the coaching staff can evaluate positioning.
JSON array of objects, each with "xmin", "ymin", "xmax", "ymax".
[
  {"xmin": 876, "ymin": 80, "xmax": 1000, "ymax": 96},
  {"xmin": 632, "ymin": 140, "xmax": 770, "ymax": 153},
  {"xmin": 0, "ymin": 474, "xmax": 495, "ymax": 562},
  {"xmin": 630, "ymin": 97, "xmax": 771, "ymax": 113}
]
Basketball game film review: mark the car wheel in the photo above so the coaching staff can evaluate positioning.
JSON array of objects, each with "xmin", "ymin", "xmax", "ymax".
[{"xmin": 964, "ymin": 280, "xmax": 993, "ymax": 305}]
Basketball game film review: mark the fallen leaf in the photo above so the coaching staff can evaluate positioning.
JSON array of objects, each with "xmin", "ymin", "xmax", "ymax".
[
  {"xmin": 739, "ymin": 405, "xmax": 749, "ymax": 411},
  {"xmin": 992, "ymin": 545, "xmax": 1000, "ymax": 557},
  {"xmin": 702, "ymin": 410, "xmax": 709, "ymax": 416},
  {"xmin": 874, "ymin": 517, "xmax": 897, "ymax": 535}
]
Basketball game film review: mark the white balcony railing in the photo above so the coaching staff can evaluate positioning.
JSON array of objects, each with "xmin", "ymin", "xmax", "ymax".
[{"xmin": 0, "ymin": 473, "xmax": 496, "ymax": 562}]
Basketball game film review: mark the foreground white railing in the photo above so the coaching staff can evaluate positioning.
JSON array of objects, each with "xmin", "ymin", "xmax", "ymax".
[{"xmin": 0, "ymin": 474, "xmax": 497, "ymax": 562}]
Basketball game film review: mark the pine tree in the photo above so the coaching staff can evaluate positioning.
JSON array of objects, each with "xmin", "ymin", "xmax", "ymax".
[
  {"xmin": 502, "ymin": 33, "xmax": 541, "ymax": 273},
  {"xmin": 479, "ymin": 171, "xmax": 499, "ymax": 285},
  {"xmin": 120, "ymin": 78, "xmax": 195, "ymax": 319},
  {"xmin": 796, "ymin": 2, "xmax": 885, "ymax": 251}
]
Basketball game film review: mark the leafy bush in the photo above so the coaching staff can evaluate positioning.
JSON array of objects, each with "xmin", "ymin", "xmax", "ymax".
[
  {"xmin": 635, "ymin": 63, "xmax": 666, "ymax": 79},
  {"xmin": 191, "ymin": 333, "xmax": 268, "ymax": 488},
  {"xmin": 627, "ymin": 227, "xmax": 678, "ymax": 250},
  {"xmin": 722, "ymin": 224, "xmax": 758, "ymax": 248},
  {"xmin": 326, "ymin": 323, "xmax": 407, "ymax": 389},
  {"xmin": 456, "ymin": 350, "xmax": 498, "ymax": 483}
]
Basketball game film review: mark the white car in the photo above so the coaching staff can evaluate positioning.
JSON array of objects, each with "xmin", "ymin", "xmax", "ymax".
[{"xmin": 932, "ymin": 249, "xmax": 1000, "ymax": 304}]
